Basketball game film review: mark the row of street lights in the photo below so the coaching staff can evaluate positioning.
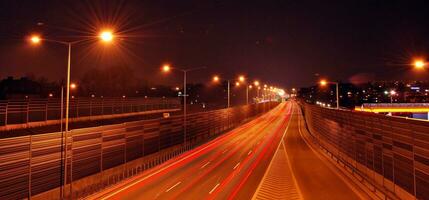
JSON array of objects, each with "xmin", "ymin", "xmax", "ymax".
[
  {"xmin": 27, "ymin": 30, "xmax": 283, "ymax": 199},
  {"xmin": 161, "ymin": 64, "xmax": 281, "ymax": 146}
]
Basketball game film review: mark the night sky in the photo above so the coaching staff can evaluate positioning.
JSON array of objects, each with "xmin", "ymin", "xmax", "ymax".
[{"xmin": 1, "ymin": 0, "xmax": 429, "ymax": 88}]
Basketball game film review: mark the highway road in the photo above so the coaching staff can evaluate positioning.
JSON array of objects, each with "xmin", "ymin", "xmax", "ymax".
[{"xmin": 91, "ymin": 101, "xmax": 368, "ymax": 200}]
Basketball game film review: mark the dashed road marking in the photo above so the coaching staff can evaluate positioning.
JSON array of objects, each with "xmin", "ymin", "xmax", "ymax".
[
  {"xmin": 209, "ymin": 183, "xmax": 220, "ymax": 194},
  {"xmin": 200, "ymin": 161, "xmax": 210, "ymax": 169},
  {"xmin": 233, "ymin": 162, "xmax": 241, "ymax": 170},
  {"xmin": 166, "ymin": 181, "xmax": 181, "ymax": 192}
]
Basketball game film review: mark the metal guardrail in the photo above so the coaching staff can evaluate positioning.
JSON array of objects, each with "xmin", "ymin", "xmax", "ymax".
[
  {"xmin": 303, "ymin": 103, "xmax": 429, "ymax": 200},
  {"xmin": 0, "ymin": 102, "xmax": 279, "ymax": 200},
  {"xmin": 0, "ymin": 97, "xmax": 181, "ymax": 126}
]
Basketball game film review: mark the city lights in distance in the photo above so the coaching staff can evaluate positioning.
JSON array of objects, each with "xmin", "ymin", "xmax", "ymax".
[{"xmin": 235, "ymin": 82, "xmax": 240, "ymax": 86}]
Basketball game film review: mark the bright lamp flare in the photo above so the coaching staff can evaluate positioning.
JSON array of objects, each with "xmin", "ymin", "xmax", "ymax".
[
  {"xmin": 235, "ymin": 82, "xmax": 240, "ymax": 86},
  {"xmin": 254, "ymin": 81, "xmax": 260, "ymax": 86},
  {"xmin": 100, "ymin": 31, "xmax": 113, "ymax": 42},
  {"xmin": 414, "ymin": 60, "xmax": 426, "ymax": 69},
  {"xmin": 213, "ymin": 75, "xmax": 219, "ymax": 82},
  {"xmin": 162, "ymin": 65, "xmax": 171, "ymax": 72},
  {"xmin": 70, "ymin": 83, "xmax": 77, "ymax": 89},
  {"xmin": 320, "ymin": 80, "xmax": 328, "ymax": 86},
  {"xmin": 238, "ymin": 75, "xmax": 245, "ymax": 82},
  {"xmin": 30, "ymin": 35, "xmax": 41, "ymax": 44}
]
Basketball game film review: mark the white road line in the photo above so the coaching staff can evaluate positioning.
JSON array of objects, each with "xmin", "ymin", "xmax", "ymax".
[
  {"xmin": 209, "ymin": 183, "xmax": 220, "ymax": 194},
  {"xmin": 233, "ymin": 162, "xmax": 240, "ymax": 170},
  {"xmin": 165, "ymin": 181, "xmax": 181, "ymax": 192},
  {"xmin": 200, "ymin": 161, "xmax": 210, "ymax": 169},
  {"xmin": 248, "ymin": 150, "xmax": 252, "ymax": 155},
  {"xmin": 222, "ymin": 149, "xmax": 228, "ymax": 154}
]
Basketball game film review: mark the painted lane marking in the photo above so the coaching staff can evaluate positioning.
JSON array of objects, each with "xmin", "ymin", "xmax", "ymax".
[
  {"xmin": 166, "ymin": 181, "xmax": 181, "ymax": 192},
  {"xmin": 209, "ymin": 183, "xmax": 220, "ymax": 194},
  {"xmin": 233, "ymin": 162, "xmax": 241, "ymax": 170},
  {"xmin": 200, "ymin": 161, "xmax": 210, "ymax": 169}
]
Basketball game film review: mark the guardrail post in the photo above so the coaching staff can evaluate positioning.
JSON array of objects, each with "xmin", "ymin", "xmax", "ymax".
[
  {"xmin": 26, "ymin": 100, "xmax": 29, "ymax": 124},
  {"xmin": 45, "ymin": 100, "xmax": 48, "ymax": 121},
  {"xmin": 101, "ymin": 98, "xmax": 104, "ymax": 115},
  {"xmin": 4, "ymin": 102, "xmax": 7, "ymax": 126},
  {"xmin": 89, "ymin": 98, "xmax": 92, "ymax": 118},
  {"xmin": 76, "ymin": 98, "xmax": 79, "ymax": 118}
]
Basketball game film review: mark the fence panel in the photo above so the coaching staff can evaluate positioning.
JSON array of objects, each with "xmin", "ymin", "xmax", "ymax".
[
  {"xmin": 303, "ymin": 103, "xmax": 429, "ymax": 200},
  {"xmin": 0, "ymin": 101, "xmax": 279, "ymax": 199},
  {"xmin": 0, "ymin": 98, "xmax": 180, "ymax": 127}
]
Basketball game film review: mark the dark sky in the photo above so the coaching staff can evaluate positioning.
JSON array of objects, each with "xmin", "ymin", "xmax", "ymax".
[{"xmin": 1, "ymin": 0, "xmax": 429, "ymax": 88}]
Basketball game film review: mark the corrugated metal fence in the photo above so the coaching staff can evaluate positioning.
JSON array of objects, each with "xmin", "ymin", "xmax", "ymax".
[
  {"xmin": 0, "ymin": 101, "xmax": 278, "ymax": 199},
  {"xmin": 0, "ymin": 97, "xmax": 181, "ymax": 126},
  {"xmin": 303, "ymin": 104, "xmax": 429, "ymax": 200}
]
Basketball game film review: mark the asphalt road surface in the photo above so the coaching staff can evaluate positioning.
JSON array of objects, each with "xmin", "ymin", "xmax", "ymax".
[{"xmin": 92, "ymin": 101, "xmax": 367, "ymax": 200}]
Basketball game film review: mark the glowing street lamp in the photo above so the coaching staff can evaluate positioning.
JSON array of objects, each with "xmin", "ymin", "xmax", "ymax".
[
  {"xmin": 414, "ymin": 60, "xmax": 426, "ymax": 70},
  {"xmin": 99, "ymin": 30, "xmax": 114, "ymax": 42},
  {"xmin": 28, "ymin": 31, "xmax": 114, "ymax": 199},
  {"xmin": 162, "ymin": 64, "xmax": 205, "ymax": 146},
  {"xmin": 319, "ymin": 79, "xmax": 339, "ymax": 109},
  {"xmin": 162, "ymin": 64, "xmax": 171, "ymax": 72},
  {"xmin": 212, "ymin": 75, "xmax": 219, "ymax": 82},
  {"xmin": 320, "ymin": 79, "xmax": 328, "ymax": 86},
  {"xmin": 212, "ymin": 75, "xmax": 257, "ymax": 106},
  {"xmin": 254, "ymin": 80, "xmax": 260, "ymax": 86},
  {"xmin": 30, "ymin": 35, "xmax": 41, "ymax": 44},
  {"xmin": 238, "ymin": 75, "xmax": 245, "ymax": 82}
]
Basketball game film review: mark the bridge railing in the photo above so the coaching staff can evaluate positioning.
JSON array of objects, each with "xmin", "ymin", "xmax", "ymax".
[
  {"xmin": 0, "ymin": 101, "xmax": 279, "ymax": 200},
  {"xmin": 0, "ymin": 97, "xmax": 181, "ymax": 127},
  {"xmin": 302, "ymin": 103, "xmax": 429, "ymax": 200}
]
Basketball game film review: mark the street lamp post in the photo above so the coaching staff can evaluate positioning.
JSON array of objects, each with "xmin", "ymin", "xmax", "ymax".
[
  {"xmin": 212, "ymin": 75, "xmax": 246, "ymax": 108},
  {"xmin": 163, "ymin": 65, "xmax": 205, "ymax": 146},
  {"xmin": 29, "ymin": 31, "xmax": 114, "ymax": 199},
  {"xmin": 320, "ymin": 80, "xmax": 339, "ymax": 109}
]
